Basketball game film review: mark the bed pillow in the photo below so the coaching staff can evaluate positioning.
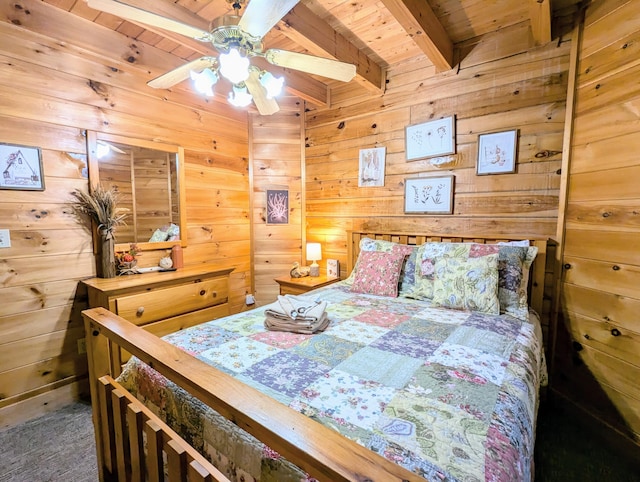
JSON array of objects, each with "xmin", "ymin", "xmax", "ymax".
[
  {"xmin": 350, "ymin": 250, "xmax": 406, "ymax": 297},
  {"xmin": 432, "ymin": 254, "xmax": 500, "ymax": 314},
  {"xmin": 497, "ymin": 245, "xmax": 538, "ymax": 320}
]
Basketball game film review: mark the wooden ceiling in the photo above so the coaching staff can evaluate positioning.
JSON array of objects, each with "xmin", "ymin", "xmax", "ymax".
[{"xmin": 42, "ymin": 0, "xmax": 583, "ymax": 109}]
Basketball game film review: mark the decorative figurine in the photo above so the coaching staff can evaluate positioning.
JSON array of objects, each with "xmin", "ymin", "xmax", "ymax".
[{"xmin": 290, "ymin": 261, "xmax": 310, "ymax": 278}]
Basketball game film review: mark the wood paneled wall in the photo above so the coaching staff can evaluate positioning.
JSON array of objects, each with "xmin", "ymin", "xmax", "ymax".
[
  {"xmin": 557, "ymin": 0, "xmax": 640, "ymax": 443},
  {"xmin": 0, "ymin": 0, "xmax": 249, "ymax": 424},
  {"xmin": 305, "ymin": 21, "xmax": 569, "ymax": 278},
  {"xmin": 250, "ymin": 98, "xmax": 305, "ymax": 306}
]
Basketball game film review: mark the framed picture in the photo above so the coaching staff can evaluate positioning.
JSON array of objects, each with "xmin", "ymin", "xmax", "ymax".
[
  {"xmin": 405, "ymin": 115, "xmax": 456, "ymax": 160},
  {"xmin": 266, "ymin": 189, "xmax": 289, "ymax": 224},
  {"xmin": 326, "ymin": 259, "xmax": 340, "ymax": 279},
  {"xmin": 0, "ymin": 143, "xmax": 44, "ymax": 191},
  {"xmin": 404, "ymin": 175, "xmax": 454, "ymax": 214},
  {"xmin": 358, "ymin": 146, "xmax": 386, "ymax": 187},
  {"xmin": 476, "ymin": 129, "xmax": 519, "ymax": 175}
]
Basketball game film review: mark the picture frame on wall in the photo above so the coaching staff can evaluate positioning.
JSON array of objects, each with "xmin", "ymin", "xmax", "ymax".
[
  {"xmin": 358, "ymin": 146, "xmax": 386, "ymax": 187},
  {"xmin": 405, "ymin": 115, "xmax": 456, "ymax": 161},
  {"xmin": 404, "ymin": 175, "xmax": 455, "ymax": 214},
  {"xmin": 476, "ymin": 129, "xmax": 519, "ymax": 175},
  {"xmin": 0, "ymin": 143, "xmax": 45, "ymax": 191},
  {"xmin": 266, "ymin": 189, "xmax": 289, "ymax": 225}
]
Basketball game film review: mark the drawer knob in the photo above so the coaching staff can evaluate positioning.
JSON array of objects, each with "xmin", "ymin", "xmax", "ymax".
[
  {"xmin": 611, "ymin": 328, "xmax": 621, "ymax": 337},
  {"xmin": 212, "ymin": 291, "xmax": 217, "ymax": 298},
  {"xmin": 136, "ymin": 307, "xmax": 145, "ymax": 317},
  {"xmin": 200, "ymin": 289, "xmax": 206, "ymax": 296}
]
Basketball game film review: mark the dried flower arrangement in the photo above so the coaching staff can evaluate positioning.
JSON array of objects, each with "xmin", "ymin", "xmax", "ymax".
[
  {"xmin": 70, "ymin": 185, "xmax": 128, "ymax": 278},
  {"xmin": 116, "ymin": 243, "xmax": 141, "ymax": 275}
]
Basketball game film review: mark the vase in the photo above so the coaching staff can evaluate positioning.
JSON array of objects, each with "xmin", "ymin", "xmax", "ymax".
[{"xmin": 98, "ymin": 228, "xmax": 116, "ymax": 278}]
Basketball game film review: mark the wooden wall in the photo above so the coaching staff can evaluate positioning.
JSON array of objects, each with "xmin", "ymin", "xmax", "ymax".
[
  {"xmin": 304, "ymin": 22, "xmax": 570, "ymax": 317},
  {"xmin": 250, "ymin": 98, "xmax": 305, "ymax": 306},
  {"xmin": 557, "ymin": 0, "xmax": 640, "ymax": 443},
  {"xmin": 0, "ymin": 0, "xmax": 249, "ymax": 425}
]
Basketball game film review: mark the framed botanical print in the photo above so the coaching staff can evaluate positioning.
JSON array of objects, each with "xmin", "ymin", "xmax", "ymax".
[
  {"xmin": 476, "ymin": 129, "xmax": 519, "ymax": 175},
  {"xmin": 404, "ymin": 175, "xmax": 455, "ymax": 214},
  {"xmin": 266, "ymin": 189, "xmax": 289, "ymax": 224},
  {"xmin": 405, "ymin": 116, "xmax": 456, "ymax": 161}
]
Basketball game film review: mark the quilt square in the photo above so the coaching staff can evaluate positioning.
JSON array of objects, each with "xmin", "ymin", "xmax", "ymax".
[
  {"xmin": 414, "ymin": 305, "xmax": 472, "ymax": 325},
  {"xmin": 445, "ymin": 325, "xmax": 515, "ymax": 358},
  {"xmin": 464, "ymin": 311, "xmax": 523, "ymax": 338},
  {"xmin": 336, "ymin": 346, "xmax": 423, "ymax": 389},
  {"xmin": 250, "ymin": 330, "xmax": 309, "ymax": 350},
  {"xmin": 371, "ymin": 330, "xmax": 440, "ymax": 359},
  {"xmin": 397, "ymin": 318, "xmax": 458, "ymax": 342},
  {"xmin": 430, "ymin": 343, "xmax": 509, "ymax": 386},
  {"xmin": 200, "ymin": 337, "xmax": 279, "ymax": 373},
  {"xmin": 243, "ymin": 351, "xmax": 331, "ymax": 398},
  {"xmin": 353, "ymin": 309, "xmax": 410, "ymax": 328},
  {"xmin": 294, "ymin": 369, "xmax": 396, "ymax": 430},
  {"xmin": 329, "ymin": 319, "xmax": 389, "ymax": 345},
  {"xmin": 293, "ymin": 334, "xmax": 364, "ymax": 367},
  {"xmin": 215, "ymin": 311, "xmax": 267, "ymax": 336},
  {"xmin": 163, "ymin": 325, "xmax": 240, "ymax": 357}
]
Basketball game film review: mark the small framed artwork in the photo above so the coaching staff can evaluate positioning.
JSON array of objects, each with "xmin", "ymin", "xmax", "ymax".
[
  {"xmin": 266, "ymin": 189, "xmax": 289, "ymax": 224},
  {"xmin": 476, "ymin": 129, "xmax": 519, "ymax": 175},
  {"xmin": 327, "ymin": 259, "xmax": 340, "ymax": 279},
  {"xmin": 405, "ymin": 115, "xmax": 455, "ymax": 161},
  {"xmin": 0, "ymin": 143, "xmax": 45, "ymax": 191},
  {"xmin": 358, "ymin": 146, "xmax": 386, "ymax": 187},
  {"xmin": 404, "ymin": 175, "xmax": 455, "ymax": 214}
]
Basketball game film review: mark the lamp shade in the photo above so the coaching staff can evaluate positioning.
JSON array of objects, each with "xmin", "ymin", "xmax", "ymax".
[{"xmin": 306, "ymin": 243, "xmax": 321, "ymax": 261}]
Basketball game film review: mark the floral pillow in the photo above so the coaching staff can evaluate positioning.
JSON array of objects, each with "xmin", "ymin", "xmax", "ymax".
[
  {"xmin": 497, "ymin": 245, "xmax": 538, "ymax": 320},
  {"xmin": 350, "ymin": 250, "xmax": 406, "ymax": 297},
  {"xmin": 432, "ymin": 254, "xmax": 500, "ymax": 314}
]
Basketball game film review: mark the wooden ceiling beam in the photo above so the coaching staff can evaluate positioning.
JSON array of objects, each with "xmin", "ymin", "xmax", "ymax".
[
  {"xmin": 279, "ymin": 3, "xmax": 385, "ymax": 93},
  {"xmin": 529, "ymin": 0, "xmax": 552, "ymax": 45},
  {"xmin": 380, "ymin": 0, "xmax": 454, "ymax": 72},
  {"xmin": 86, "ymin": 0, "xmax": 329, "ymax": 105}
]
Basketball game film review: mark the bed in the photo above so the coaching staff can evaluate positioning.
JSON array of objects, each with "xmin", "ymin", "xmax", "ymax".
[{"xmin": 82, "ymin": 230, "xmax": 551, "ymax": 482}]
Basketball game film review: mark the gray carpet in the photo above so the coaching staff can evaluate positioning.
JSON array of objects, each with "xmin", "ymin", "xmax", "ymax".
[{"xmin": 0, "ymin": 402, "xmax": 98, "ymax": 482}]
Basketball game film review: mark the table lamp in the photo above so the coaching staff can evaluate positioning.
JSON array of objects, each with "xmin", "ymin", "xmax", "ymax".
[{"xmin": 306, "ymin": 242, "xmax": 322, "ymax": 277}]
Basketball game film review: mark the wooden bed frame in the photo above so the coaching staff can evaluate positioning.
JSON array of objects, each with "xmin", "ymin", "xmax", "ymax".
[{"xmin": 82, "ymin": 230, "xmax": 550, "ymax": 482}]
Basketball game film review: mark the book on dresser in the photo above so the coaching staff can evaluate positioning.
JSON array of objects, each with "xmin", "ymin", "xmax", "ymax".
[{"xmin": 327, "ymin": 259, "xmax": 339, "ymax": 279}]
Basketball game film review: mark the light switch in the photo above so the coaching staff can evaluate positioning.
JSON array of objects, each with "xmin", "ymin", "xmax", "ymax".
[{"xmin": 0, "ymin": 229, "xmax": 11, "ymax": 248}]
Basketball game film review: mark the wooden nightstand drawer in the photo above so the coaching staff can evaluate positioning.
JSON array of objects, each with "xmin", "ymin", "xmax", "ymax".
[{"xmin": 115, "ymin": 277, "xmax": 228, "ymax": 325}]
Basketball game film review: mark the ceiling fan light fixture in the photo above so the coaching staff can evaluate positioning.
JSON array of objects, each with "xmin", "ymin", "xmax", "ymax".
[
  {"xmin": 228, "ymin": 84, "xmax": 253, "ymax": 107},
  {"xmin": 219, "ymin": 48, "xmax": 250, "ymax": 84},
  {"xmin": 190, "ymin": 68, "xmax": 219, "ymax": 97},
  {"xmin": 259, "ymin": 71, "xmax": 284, "ymax": 98}
]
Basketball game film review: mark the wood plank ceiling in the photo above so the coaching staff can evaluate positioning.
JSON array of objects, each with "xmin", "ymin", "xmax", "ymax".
[{"xmin": 42, "ymin": 0, "xmax": 582, "ymax": 111}]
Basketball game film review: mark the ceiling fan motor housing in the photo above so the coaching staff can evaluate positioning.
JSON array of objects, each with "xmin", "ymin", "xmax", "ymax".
[{"xmin": 210, "ymin": 15, "xmax": 263, "ymax": 55}]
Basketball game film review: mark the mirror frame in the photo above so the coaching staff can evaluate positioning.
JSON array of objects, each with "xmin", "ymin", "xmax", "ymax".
[{"xmin": 86, "ymin": 131, "xmax": 187, "ymax": 252}]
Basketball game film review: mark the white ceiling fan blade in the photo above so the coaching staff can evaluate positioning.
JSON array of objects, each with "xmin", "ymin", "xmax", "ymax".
[
  {"xmin": 148, "ymin": 57, "xmax": 216, "ymax": 89},
  {"xmin": 245, "ymin": 69, "xmax": 280, "ymax": 116},
  {"xmin": 86, "ymin": 0, "xmax": 212, "ymax": 41},
  {"xmin": 264, "ymin": 49, "xmax": 356, "ymax": 82},
  {"xmin": 238, "ymin": 0, "xmax": 300, "ymax": 39}
]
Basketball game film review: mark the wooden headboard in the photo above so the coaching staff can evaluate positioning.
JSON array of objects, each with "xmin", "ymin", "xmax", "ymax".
[{"xmin": 347, "ymin": 230, "xmax": 549, "ymax": 321}]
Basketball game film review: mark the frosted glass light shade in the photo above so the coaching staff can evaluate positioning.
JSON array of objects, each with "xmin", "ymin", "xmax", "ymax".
[
  {"xmin": 219, "ymin": 48, "xmax": 250, "ymax": 84},
  {"xmin": 306, "ymin": 243, "xmax": 322, "ymax": 277},
  {"xmin": 227, "ymin": 84, "xmax": 253, "ymax": 107},
  {"xmin": 260, "ymin": 71, "xmax": 284, "ymax": 98},
  {"xmin": 190, "ymin": 68, "xmax": 218, "ymax": 97}
]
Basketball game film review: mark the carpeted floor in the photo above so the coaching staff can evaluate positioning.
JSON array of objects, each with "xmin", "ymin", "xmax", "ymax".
[
  {"xmin": 1, "ymin": 398, "xmax": 638, "ymax": 481},
  {"xmin": 0, "ymin": 402, "xmax": 98, "ymax": 482}
]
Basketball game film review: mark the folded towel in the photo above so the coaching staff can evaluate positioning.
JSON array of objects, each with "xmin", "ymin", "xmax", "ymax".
[{"xmin": 264, "ymin": 294, "xmax": 329, "ymax": 334}]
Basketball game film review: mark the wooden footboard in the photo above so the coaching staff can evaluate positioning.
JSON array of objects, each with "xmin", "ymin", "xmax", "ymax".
[{"xmin": 83, "ymin": 307, "xmax": 423, "ymax": 482}]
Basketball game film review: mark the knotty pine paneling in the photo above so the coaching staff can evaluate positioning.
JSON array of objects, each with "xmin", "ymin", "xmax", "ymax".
[
  {"xmin": 557, "ymin": 0, "xmax": 640, "ymax": 444},
  {"xmin": 250, "ymin": 98, "xmax": 304, "ymax": 306},
  {"xmin": 0, "ymin": 2, "xmax": 249, "ymax": 416},
  {"xmin": 304, "ymin": 23, "xmax": 569, "ymax": 280}
]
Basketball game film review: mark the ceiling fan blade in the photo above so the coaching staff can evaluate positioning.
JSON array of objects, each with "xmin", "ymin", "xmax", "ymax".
[
  {"xmin": 245, "ymin": 69, "xmax": 280, "ymax": 116},
  {"xmin": 264, "ymin": 49, "xmax": 356, "ymax": 82},
  {"xmin": 148, "ymin": 57, "xmax": 216, "ymax": 89},
  {"xmin": 86, "ymin": 0, "xmax": 212, "ymax": 41},
  {"xmin": 238, "ymin": 0, "xmax": 300, "ymax": 39}
]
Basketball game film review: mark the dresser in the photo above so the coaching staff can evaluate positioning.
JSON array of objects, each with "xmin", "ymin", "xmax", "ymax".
[{"xmin": 83, "ymin": 266, "xmax": 234, "ymax": 337}]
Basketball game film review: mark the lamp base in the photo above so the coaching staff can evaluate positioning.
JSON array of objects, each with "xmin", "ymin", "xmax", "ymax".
[{"xmin": 309, "ymin": 261, "xmax": 319, "ymax": 277}]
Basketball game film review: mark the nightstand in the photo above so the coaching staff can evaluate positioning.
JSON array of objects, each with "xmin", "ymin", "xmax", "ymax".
[{"xmin": 274, "ymin": 274, "xmax": 340, "ymax": 296}]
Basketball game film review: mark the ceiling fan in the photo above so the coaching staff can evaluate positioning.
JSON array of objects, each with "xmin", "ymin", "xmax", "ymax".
[{"xmin": 87, "ymin": 0, "xmax": 357, "ymax": 115}]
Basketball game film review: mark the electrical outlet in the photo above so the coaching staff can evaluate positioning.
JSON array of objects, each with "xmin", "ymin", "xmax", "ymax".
[
  {"xmin": 77, "ymin": 337, "xmax": 87, "ymax": 354},
  {"xmin": 245, "ymin": 294, "xmax": 255, "ymax": 305},
  {"xmin": 0, "ymin": 229, "xmax": 10, "ymax": 248}
]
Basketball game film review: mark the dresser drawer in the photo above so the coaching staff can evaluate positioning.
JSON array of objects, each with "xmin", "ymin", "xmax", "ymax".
[{"xmin": 115, "ymin": 277, "xmax": 228, "ymax": 325}]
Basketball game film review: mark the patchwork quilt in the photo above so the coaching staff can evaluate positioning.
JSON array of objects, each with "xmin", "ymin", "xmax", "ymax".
[{"xmin": 118, "ymin": 282, "xmax": 546, "ymax": 482}]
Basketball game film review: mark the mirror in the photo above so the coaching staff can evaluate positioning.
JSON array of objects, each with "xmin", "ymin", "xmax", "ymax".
[{"xmin": 86, "ymin": 131, "xmax": 187, "ymax": 252}]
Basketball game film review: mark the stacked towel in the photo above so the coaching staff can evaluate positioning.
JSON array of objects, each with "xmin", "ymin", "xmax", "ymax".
[{"xmin": 264, "ymin": 295, "xmax": 329, "ymax": 334}]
